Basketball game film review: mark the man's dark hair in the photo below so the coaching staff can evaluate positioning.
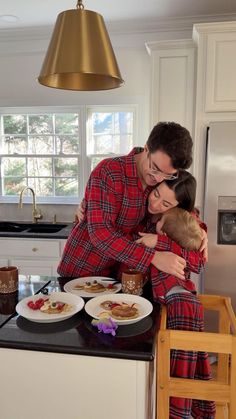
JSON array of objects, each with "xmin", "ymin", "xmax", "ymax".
[{"xmin": 146, "ymin": 121, "xmax": 193, "ymax": 169}]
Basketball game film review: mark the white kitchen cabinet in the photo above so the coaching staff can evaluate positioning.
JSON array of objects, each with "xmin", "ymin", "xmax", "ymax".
[
  {"xmin": 0, "ymin": 238, "xmax": 66, "ymax": 276},
  {"xmin": 193, "ymin": 22, "xmax": 236, "ymax": 112},
  {"xmin": 145, "ymin": 39, "xmax": 196, "ymax": 135},
  {"xmin": 0, "ymin": 348, "xmax": 155, "ymax": 419}
]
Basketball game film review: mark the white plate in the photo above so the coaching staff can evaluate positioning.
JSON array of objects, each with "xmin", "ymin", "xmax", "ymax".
[
  {"xmin": 16, "ymin": 292, "xmax": 84, "ymax": 323},
  {"xmin": 85, "ymin": 293, "xmax": 153, "ymax": 325},
  {"xmin": 64, "ymin": 276, "xmax": 121, "ymax": 298}
]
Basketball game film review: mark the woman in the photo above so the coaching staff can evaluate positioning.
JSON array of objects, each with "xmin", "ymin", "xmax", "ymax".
[
  {"xmin": 76, "ymin": 171, "xmax": 215, "ymax": 419},
  {"xmin": 135, "ymin": 170, "xmax": 206, "ymax": 298},
  {"xmin": 134, "ymin": 173, "xmax": 215, "ymax": 418}
]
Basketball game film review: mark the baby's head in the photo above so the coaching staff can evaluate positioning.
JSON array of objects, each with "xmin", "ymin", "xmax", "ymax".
[{"xmin": 156, "ymin": 207, "xmax": 202, "ymax": 251}]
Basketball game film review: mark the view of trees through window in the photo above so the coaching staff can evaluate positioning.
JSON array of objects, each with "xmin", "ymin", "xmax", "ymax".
[{"xmin": 0, "ymin": 108, "xmax": 135, "ymax": 201}]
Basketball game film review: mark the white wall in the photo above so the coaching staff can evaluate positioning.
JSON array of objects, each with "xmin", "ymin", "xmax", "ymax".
[{"xmin": 0, "ymin": 32, "xmax": 152, "ymax": 147}]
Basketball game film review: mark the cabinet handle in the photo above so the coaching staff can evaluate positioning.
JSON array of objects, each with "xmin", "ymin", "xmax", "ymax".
[{"xmin": 32, "ymin": 247, "xmax": 38, "ymax": 252}]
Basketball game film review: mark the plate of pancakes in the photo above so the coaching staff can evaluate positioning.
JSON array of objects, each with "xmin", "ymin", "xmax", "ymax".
[
  {"xmin": 16, "ymin": 292, "xmax": 85, "ymax": 323},
  {"xmin": 84, "ymin": 293, "xmax": 153, "ymax": 325},
  {"xmin": 64, "ymin": 276, "xmax": 121, "ymax": 298}
]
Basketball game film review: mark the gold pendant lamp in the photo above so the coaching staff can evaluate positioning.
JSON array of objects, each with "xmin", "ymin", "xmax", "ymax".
[{"xmin": 38, "ymin": 0, "xmax": 124, "ymax": 91}]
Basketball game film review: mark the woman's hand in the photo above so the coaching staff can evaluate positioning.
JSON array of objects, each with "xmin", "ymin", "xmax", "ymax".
[
  {"xmin": 74, "ymin": 201, "xmax": 85, "ymax": 224},
  {"xmin": 199, "ymin": 229, "xmax": 208, "ymax": 261},
  {"xmin": 151, "ymin": 251, "xmax": 186, "ymax": 280},
  {"xmin": 136, "ymin": 232, "xmax": 158, "ymax": 248}
]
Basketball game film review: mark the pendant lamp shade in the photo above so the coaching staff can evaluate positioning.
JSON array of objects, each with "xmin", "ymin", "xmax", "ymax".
[{"xmin": 38, "ymin": 7, "xmax": 124, "ymax": 91}]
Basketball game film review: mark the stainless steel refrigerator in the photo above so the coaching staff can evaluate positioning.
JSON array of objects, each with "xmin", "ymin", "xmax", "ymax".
[{"xmin": 203, "ymin": 121, "xmax": 236, "ymax": 314}]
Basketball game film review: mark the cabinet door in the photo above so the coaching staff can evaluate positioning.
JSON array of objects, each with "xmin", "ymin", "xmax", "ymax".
[
  {"xmin": 10, "ymin": 259, "xmax": 58, "ymax": 276},
  {"xmin": 2, "ymin": 238, "xmax": 60, "ymax": 258},
  {"xmin": 205, "ymin": 31, "xmax": 236, "ymax": 111},
  {"xmin": 0, "ymin": 348, "xmax": 154, "ymax": 419},
  {"xmin": 146, "ymin": 40, "xmax": 195, "ymax": 132}
]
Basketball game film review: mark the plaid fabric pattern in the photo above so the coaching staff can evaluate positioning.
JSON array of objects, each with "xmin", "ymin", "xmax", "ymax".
[
  {"xmin": 57, "ymin": 148, "xmax": 156, "ymax": 278},
  {"xmin": 149, "ymin": 232, "xmax": 215, "ymax": 416},
  {"xmin": 151, "ymin": 234, "xmax": 205, "ymax": 302},
  {"xmin": 165, "ymin": 293, "xmax": 216, "ymax": 418}
]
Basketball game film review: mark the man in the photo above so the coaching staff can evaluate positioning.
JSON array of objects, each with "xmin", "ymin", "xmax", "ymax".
[{"xmin": 57, "ymin": 121, "xmax": 193, "ymax": 279}]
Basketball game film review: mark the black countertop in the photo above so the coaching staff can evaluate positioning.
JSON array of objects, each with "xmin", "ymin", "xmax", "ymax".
[{"xmin": 0, "ymin": 276, "xmax": 160, "ymax": 361}]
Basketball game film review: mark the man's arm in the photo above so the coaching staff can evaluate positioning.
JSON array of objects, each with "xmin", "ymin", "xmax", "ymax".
[
  {"xmin": 85, "ymin": 164, "xmax": 186, "ymax": 279},
  {"xmin": 155, "ymin": 234, "xmax": 205, "ymax": 274}
]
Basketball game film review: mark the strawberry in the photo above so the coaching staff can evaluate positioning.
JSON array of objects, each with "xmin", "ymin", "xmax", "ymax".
[{"xmin": 27, "ymin": 298, "xmax": 46, "ymax": 310}]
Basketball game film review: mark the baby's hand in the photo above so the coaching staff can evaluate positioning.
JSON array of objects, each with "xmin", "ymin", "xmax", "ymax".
[
  {"xmin": 136, "ymin": 232, "xmax": 158, "ymax": 248},
  {"xmin": 199, "ymin": 229, "xmax": 208, "ymax": 261}
]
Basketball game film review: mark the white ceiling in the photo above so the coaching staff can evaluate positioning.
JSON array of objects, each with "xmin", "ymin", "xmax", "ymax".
[{"xmin": 0, "ymin": 0, "xmax": 236, "ymax": 29}]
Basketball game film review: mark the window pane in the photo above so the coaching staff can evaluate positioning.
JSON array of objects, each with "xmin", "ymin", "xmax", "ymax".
[
  {"xmin": 55, "ymin": 177, "xmax": 78, "ymax": 196},
  {"xmin": 88, "ymin": 111, "xmax": 134, "ymax": 156},
  {"xmin": 28, "ymin": 158, "xmax": 52, "ymax": 176},
  {"xmin": 2, "ymin": 157, "xmax": 26, "ymax": 176},
  {"xmin": 2, "ymin": 136, "xmax": 27, "ymax": 154},
  {"xmin": 54, "ymin": 158, "xmax": 78, "ymax": 177},
  {"xmin": 90, "ymin": 156, "xmax": 105, "ymax": 171},
  {"xmin": 3, "ymin": 177, "xmax": 26, "ymax": 195},
  {"xmin": 55, "ymin": 114, "xmax": 79, "ymax": 134},
  {"xmin": 28, "ymin": 115, "xmax": 53, "ymax": 134},
  {"xmin": 116, "ymin": 134, "xmax": 133, "ymax": 154},
  {"xmin": 92, "ymin": 113, "xmax": 112, "ymax": 133},
  {"xmin": 89, "ymin": 134, "xmax": 112, "ymax": 154},
  {"xmin": 28, "ymin": 136, "xmax": 54, "ymax": 154},
  {"xmin": 56, "ymin": 135, "xmax": 79, "ymax": 154},
  {"xmin": 28, "ymin": 178, "xmax": 53, "ymax": 196},
  {"xmin": 3, "ymin": 115, "xmax": 27, "ymax": 134},
  {"xmin": 114, "ymin": 112, "xmax": 133, "ymax": 134}
]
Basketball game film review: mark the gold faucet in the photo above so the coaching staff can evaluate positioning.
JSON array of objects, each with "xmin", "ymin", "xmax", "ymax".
[{"xmin": 19, "ymin": 187, "xmax": 43, "ymax": 224}]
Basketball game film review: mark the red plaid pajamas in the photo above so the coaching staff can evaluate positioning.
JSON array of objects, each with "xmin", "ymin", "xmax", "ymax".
[
  {"xmin": 150, "ymin": 235, "xmax": 215, "ymax": 418},
  {"xmin": 165, "ymin": 293, "xmax": 216, "ymax": 419},
  {"xmin": 58, "ymin": 148, "xmax": 156, "ymax": 278}
]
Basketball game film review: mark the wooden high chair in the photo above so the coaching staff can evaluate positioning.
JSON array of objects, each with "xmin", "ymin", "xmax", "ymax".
[{"xmin": 156, "ymin": 294, "xmax": 236, "ymax": 419}]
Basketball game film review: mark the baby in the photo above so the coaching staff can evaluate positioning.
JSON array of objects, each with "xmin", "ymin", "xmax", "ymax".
[{"xmin": 156, "ymin": 207, "xmax": 202, "ymax": 251}]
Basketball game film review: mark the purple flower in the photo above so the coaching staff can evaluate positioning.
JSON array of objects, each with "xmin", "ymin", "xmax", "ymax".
[{"xmin": 92, "ymin": 317, "xmax": 118, "ymax": 336}]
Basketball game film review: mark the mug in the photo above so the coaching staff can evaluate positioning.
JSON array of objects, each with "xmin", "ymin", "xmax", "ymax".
[
  {"xmin": 0, "ymin": 291, "xmax": 18, "ymax": 314},
  {"xmin": 121, "ymin": 269, "xmax": 144, "ymax": 296},
  {"xmin": 0, "ymin": 266, "xmax": 19, "ymax": 294}
]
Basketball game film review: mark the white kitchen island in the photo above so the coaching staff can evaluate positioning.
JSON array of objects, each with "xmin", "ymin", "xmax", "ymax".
[{"xmin": 0, "ymin": 276, "xmax": 158, "ymax": 419}]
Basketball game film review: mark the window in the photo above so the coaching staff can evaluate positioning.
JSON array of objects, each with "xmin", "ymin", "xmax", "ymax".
[{"xmin": 0, "ymin": 106, "xmax": 136, "ymax": 203}]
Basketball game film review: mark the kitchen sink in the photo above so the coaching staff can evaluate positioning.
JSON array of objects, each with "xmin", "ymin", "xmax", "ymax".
[
  {"xmin": 26, "ymin": 223, "xmax": 67, "ymax": 233},
  {"xmin": 0, "ymin": 222, "xmax": 28, "ymax": 232},
  {"xmin": 0, "ymin": 222, "xmax": 68, "ymax": 234}
]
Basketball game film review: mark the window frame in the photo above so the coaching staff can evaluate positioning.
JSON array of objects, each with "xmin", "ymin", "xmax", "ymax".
[{"xmin": 0, "ymin": 105, "xmax": 137, "ymax": 205}]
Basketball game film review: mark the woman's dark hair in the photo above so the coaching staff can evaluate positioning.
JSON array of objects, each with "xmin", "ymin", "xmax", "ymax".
[
  {"xmin": 146, "ymin": 121, "xmax": 193, "ymax": 169},
  {"xmin": 164, "ymin": 170, "xmax": 196, "ymax": 212}
]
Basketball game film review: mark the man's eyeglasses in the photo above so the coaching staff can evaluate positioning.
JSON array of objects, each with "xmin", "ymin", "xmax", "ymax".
[{"xmin": 148, "ymin": 153, "xmax": 178, "ymax": 180}]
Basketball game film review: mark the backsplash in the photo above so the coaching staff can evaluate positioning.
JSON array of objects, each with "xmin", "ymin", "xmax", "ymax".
[{"xmin": 0, "ymin": 203, "xmax": 77, "ymax": 224}]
